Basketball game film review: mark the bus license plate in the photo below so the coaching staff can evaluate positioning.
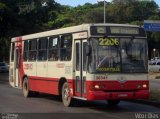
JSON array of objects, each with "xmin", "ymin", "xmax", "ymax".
[{"xmin": 118, "ymin": 94, "xmax": 128, "ymax": 97}]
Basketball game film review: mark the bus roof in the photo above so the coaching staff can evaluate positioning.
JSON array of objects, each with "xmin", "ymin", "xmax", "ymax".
[{"xmin": 11, "ymin": 23, "xmax": 142, "ymax": 42}]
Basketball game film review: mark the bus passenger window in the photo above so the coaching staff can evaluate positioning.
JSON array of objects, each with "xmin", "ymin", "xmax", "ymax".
[
  {"xmin": 23, "ymin": 41, "xmax": 28, "ymax": 61},
  {"xmin": 60, "ymin": 34, "xmax": 72, "ymax": 61},
  {"xmin": 28, "ymin": 39, "xmax": 37, "ymax": 61},
  {"xmin": 38, "ymin": 38, "xmax": 48, "ymax": 61},
  {"xmin": 48, "ymin": 37, "xmax": 59, "ymax": 61}
]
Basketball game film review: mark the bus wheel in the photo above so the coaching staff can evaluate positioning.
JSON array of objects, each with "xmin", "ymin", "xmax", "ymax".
[
  {"xmin": 107, "ymin": 100, "xmax": 120, "ymax": 106},
  {"xmin": 22, "ymin": 77, "xmax": 32, "ymax": 98},
  {"xmin": 62, "ymin": 82, "xmax": 73, "ymax": 107}
]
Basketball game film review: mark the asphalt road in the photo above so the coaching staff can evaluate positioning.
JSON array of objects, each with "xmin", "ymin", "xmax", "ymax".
[
  {"xmin": 0, "ymin": 73, "xmax": 160, "ymax": 119},
  {"xmin": 150, "ymin": 79, "xmax": 160, "ymax": 90}
]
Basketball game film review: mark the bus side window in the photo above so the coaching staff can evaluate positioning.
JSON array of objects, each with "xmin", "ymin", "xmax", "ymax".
[
  {"xmin": 28, "ymin": 39, "xmax": 37, "ymax": 61},
  {"xmin": 38, "ymin": 37, "xmax": 48, "ymax": 61},
  {"xmin": 48, "ymin": 36, "xmax": 59, "ymax": 61},
  {"xmin": 60, "ymin": 34, "xmax": 72, "ymax": 61},
  {"xmin": 23, "ymin": 40, "xmax": 28, "ymax": 61}
]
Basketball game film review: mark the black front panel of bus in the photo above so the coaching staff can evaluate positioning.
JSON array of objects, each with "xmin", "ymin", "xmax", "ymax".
[{"xmin": 90, "ymin": 26, "xmax": 146, "ymax": 37}]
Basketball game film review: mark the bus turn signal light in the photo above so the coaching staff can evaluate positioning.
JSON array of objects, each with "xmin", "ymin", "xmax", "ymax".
[{"xmin": 137, "ymin": 85, "xmax": 141, "ymax": 89}]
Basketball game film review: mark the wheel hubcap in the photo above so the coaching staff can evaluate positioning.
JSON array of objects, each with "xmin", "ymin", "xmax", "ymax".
[
  {"xmin": 24, "ymin": 83, "xmax": 27, "ymax": 91},
  {"xmin": 64, "ymin": 87, "xmax": 69, "ymax": 100}
]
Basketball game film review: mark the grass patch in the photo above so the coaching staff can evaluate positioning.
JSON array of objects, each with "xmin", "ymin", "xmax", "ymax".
[{"xmin": 149, "ymin": 90, "xmax": 160, "ymax": 102}]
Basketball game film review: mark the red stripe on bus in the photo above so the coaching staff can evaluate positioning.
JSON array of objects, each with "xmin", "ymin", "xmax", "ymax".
[{"xmin": 27, "ymin": 76, "xmax": 149, "ymax": 100}]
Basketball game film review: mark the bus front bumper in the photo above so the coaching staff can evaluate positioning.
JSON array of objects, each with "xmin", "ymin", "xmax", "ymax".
[{"xmin": 87, "ymin": 90, "xmax": 149, "ymax": 101}]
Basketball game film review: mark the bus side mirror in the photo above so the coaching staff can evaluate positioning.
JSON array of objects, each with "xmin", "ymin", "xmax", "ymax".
[{"xmin": 86, "ymin": 45, "xmax": 91, "ymax": 56}]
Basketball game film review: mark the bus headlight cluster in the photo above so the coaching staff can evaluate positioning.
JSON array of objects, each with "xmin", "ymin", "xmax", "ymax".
[
  {"xmin": 142, "ymin": 84, "xmax": 147, "ymax": 88},
  {"xmin": 90, "ymin": 84, "xmax": 105, "ymax": 90},
  {"xmin": 94, "ymin": 85, "xmax": 100, "ymax": 89},
  {"xmin": 137, "ymin": 84, "xmax": 147, "ymax": 89}
]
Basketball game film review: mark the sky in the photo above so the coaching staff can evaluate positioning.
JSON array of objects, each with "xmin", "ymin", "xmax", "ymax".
[{"xmin": 55, "ymin": 0, "xmax": 160, "ymax": 7}]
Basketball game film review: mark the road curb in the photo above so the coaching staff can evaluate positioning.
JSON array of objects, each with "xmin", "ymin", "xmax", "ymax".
[{"xmin": 129, "ymin": 100, "xmax": 160, "ymax": 108}]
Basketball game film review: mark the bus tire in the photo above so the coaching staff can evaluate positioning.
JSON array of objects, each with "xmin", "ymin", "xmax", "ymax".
[
  {"xmin": 22, "ymin": 77, "xmax": 32, "ymax": 98},
  {"xmin": 62, "ymin": 82, "xmax": 73, "ymax": 107},
  {"xmin": 107, "ymin": 100, "xmax": 120, "ymax": 106}
]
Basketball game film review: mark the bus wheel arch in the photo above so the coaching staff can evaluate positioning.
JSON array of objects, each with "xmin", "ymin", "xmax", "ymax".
[
  {"xmin": 22, "ymin": 75, "xmax": 27, "ymax": 84},
  {"xmin": 58, "ymin": 78, "xmax": 67, "ymax": 96}
]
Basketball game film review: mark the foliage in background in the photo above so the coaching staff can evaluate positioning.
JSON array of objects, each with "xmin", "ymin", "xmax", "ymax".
[{"xmin": 0, "ymin": 0, "xmax": 160, "ymax": 61}]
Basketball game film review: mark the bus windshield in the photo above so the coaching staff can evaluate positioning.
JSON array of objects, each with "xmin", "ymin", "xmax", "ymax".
[{"xmin": 89, "ymin": 37, "xmax": 148, "ymax": 73}]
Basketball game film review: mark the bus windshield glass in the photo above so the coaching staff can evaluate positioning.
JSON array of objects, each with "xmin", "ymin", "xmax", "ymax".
[{"xmin": 89, "ymin": 37, "xmax": 147, "ymax": 73}]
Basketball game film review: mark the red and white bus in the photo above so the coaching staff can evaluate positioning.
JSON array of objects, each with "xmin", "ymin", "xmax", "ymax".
[{"xmin": 9, "ymin": 24, "xmax": 149, "ymax": 106}]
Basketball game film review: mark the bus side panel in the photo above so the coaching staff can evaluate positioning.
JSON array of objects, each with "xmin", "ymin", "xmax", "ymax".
[
  {"xmin": 28, "ymin": 76, "xmax": 73, "ymax": 95},
  {"xmin": 28, "ymin": 77, "xmax": 59, "ymax": 95}
]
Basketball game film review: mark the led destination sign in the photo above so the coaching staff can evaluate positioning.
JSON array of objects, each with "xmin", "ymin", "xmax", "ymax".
[
  {"xmin": 90, "ymin": 26, "xmax": 146, "ymax": 37},
  {"xmin": 110, "ymin": 27, "xmax": 139, "ymax": 35}
]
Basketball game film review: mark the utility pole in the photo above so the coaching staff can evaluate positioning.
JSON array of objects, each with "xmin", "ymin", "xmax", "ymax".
[
  {"xmin": 104, "ymin": 0, "xmax": 106, "ymax": 23},
  {"xmin": 97, "ymin": 0, "xmax": 109, "ymax": 23}
]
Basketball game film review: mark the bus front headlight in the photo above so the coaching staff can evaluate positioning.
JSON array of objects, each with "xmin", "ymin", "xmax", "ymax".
[
  {"xmin": 94, "ymin": 85, "xmax": 100, "ymax": 89},
  {"xmin": 142, "ymin": 84, "xmax": 147, "ymax": 88}
]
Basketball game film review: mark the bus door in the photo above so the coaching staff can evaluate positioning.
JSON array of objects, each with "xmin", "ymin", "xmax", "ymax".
[
  {"xmin": 13, "ymin": 47, "xmax": 20, "ymax": 88},
  {"xmin": 75, "ymin": 40, "xmax": 87, "ymax": 97}
]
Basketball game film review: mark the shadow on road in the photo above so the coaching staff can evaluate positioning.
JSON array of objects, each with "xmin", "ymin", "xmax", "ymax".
[
  {"xmin": 30, "ymin": 93, "xmax": 129, "ymax": 112},
  {"xmin": 30, "ymin": 93, "xmax": 160, "ymax": 113},
  {"xmin": 0, "ymin": 72, "xmax": 9, "ymax": 84}
]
